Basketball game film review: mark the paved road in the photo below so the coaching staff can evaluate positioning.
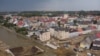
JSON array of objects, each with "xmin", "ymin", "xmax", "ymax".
[{"xmin": 0, "ymin": 26, "xmax": 56, "ymax": 56}]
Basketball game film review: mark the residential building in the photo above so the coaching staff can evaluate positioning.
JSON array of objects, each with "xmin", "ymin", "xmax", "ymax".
[
  {"xmin": 91, "ymin": 38, "xmax": 100, "ymax": 50},
  {"xmin": 79, "ymin": 35, "xmax": 96, "ymax": 49},
  {"xmin": 54, "ymin": 27, "xmax": 69, "ymax": 40},
  {"xmin": 39, "ymin": 31, "xmax": 50, "ymax": 42}
]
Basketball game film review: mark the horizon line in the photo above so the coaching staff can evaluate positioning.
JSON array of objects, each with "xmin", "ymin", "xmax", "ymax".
[{"xmin": 0, "ymin": 10, "xmax": 100, "ymax": 12}]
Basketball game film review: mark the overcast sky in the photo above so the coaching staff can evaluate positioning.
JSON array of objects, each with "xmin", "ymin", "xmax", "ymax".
[{"xmin": 0, "ymin": 0, "xmax": 100, "ymax": 11}]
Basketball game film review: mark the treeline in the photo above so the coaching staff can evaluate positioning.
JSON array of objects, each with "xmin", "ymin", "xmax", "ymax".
[
  {"xmin": 18, "ymin": 11, "xmax": 67, "ymax": 17},
  {"xmin": 0, "ymin": 11, "xmax": 100, "ymax": 17},
  {"xmin": 18, "ymin": 11, "xmax": 100, "ymax": 17}
]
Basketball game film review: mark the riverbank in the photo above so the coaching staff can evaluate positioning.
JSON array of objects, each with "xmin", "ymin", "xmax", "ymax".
[{"xmin": 0, "ymin": 25, "xmax": 29, "ymax": 40}]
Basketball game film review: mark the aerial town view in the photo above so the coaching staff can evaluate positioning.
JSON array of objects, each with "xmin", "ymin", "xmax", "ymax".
[{"xmin": 0, "ymin": 0, "xmax": 100, "ymax": 56}]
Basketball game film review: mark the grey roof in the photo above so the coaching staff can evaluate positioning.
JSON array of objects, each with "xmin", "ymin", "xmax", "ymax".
[
  {"xmin": 91, "ymin": 46, "xmax": 100, "ymax": 50},
  {"xmin": 81, "ymin": 35, "xmax": 97, "ymax": 44},
  {"xmin": 39, "ymin": 30, "xmax": 48, "ymax": 34},
  {"xmin": 53, "ymin": 27, "xmax": 65, "ymax": 31},
  {"xmin": 93, "ymin": 41, "xmax": 100, "ymax": 45},
  {"xmin": 51, "ymin": 26, "xmax": 70, "ymax": 32}
]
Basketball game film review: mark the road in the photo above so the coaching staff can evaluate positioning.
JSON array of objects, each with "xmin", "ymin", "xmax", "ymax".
[{"xmin": 0, "ymin": 26, "xmax": 56, "ymax": 56}]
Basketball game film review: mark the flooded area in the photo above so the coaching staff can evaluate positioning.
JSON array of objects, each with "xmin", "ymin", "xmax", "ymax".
[
  {"xmin": 0, "ymin": 26, "xmax": 55, "ymax": 56},
  {"xmin": 0, "ymin": 27, "xmax": 32, "ymax": 48}
]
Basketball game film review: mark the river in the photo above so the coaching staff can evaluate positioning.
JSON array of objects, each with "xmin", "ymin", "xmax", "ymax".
[{"xmin": 0, "ymin": 26, "xmax": 56, "ymax": 56}]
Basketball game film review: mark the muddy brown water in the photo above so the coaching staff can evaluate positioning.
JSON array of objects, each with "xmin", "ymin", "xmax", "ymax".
[
  {"xmin": 0, "ymin": 27, "xmax": 33, "ymax": 48},
  {"xmin": 0, "ymin": 27, "xmax": 56, "ymax": 56}
]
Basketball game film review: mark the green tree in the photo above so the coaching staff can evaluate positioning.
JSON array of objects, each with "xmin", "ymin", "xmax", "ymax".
[
  {"xmin": 0, "ymin": 16, "xmax": 4, "ymax": 23},
  {"xmin": 16, "ymin": 27, "xmax": 28, "ymax": 35},
  {"xmin": 78, "ymin": 10, "xmax": 87, "ymax": 17},
  {"xmin": 3, "ymin": 23, "xmax": 16, "ymax": 28}
]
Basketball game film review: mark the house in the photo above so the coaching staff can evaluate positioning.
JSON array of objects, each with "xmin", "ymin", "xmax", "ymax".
[
  {"xmin": 77, "ymin": 26, "xmax": 83, "ymax": 33},
  {"xmin": 67, "ymin": 17, "xmax": 77, "ymax": 24},
  {"xmin": 78, "ymin": 24, "xmax": 89, "ymax": 28},
  {"xmin": 90, "ymin": 24, "xmax": 97, "ymax": 30},
  {"xmin": 77, "ymin": 25, "xmax": 92, "ymax": 35},
  {"xmin": 79, "ymin": 35, "xmax": 96, "ymax": 49},
  {"xmin": 69, "ymin": 32, "xmax": 79, "ymax": 38},
  {"xmin": 17, "ymin": 19, "xmax": 24, "ymax": 28},
  {"xmin": 39, "ymin": 31, "xmax": 51, "ymax": 42},
  {"xmin": 31, "ymin": 22, "xmax": 39, "ymax": 30},
  {"xmin": 4, "ymin": 14, "xmax": 12, "ymax": 19},
  {"xmin": 97, "ymin": 25, "xmax": 100, "ymax": 31},
  {"xmin": 63, "ymin": 14, "xmax": 69, "ymax": 19},
  {"xmin": 96, "ymin": 32, "xmax": 100, "ymax": 38},
  {"xmin": 60, "ymin": 19, "xmax": 67, "ymax": 24},
  {"xmin": 23, "ymin": 19, "xmax": 30, "ymax": 28},
  {"xmin": 13, "ymin": 18, "xmax": 18, "ymax": 24},
  {"xmin": 49, "ymin": 19, "xmax": 56, "ymax": 27},
  {"xmin": 91, "ymin": 38, "xmax": 100, "ymax": 50},
  {"xmin": 81, "ymin": 30, "xmax": 92, "ymax": 35},
  {"xmin": 9, "ymin": 18, "xmax": 14, "ymax": 23},
  {"xmin": 54, "ymin": 27, "xmax": 69, "ymax": 40},
  {"xmin": 26, "ymin": 31, "xmax": 34, "ymax": 37},
  {"xmin": 49, "ymin": 27, "xmax": 55, "ymax": 36}
]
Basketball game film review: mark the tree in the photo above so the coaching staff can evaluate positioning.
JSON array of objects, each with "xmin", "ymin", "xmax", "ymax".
[
  {"xmin": 3, "ymin": 22, "xmax": 16, "ymax": 28},
  {"xmin": 16, "ymin": 27, "xmax": 28, "ymax": 35},
  {"xmin": 3, "ymin": 17, "xmax": 11, "ymax": 25},
  {"xmin": 78, "ymin": 10, "xmax": 87, "ymax": 17},
  {"xmin": 73, "ymin": 20, "xmax": 77, "ymax": 25},
  {"xmin": 0, "ymin": 16, "xmax": 4, "ymax": 23}
]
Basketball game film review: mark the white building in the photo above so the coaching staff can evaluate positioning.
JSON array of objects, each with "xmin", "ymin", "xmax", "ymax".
[
  {"xmin": 4, "ymin": 14, "xmax": 12, "ymax": 19},
  {"xmin": 67, "ymin": 17, "xmax": 77, "ymax": 23},
  {"xmin": 26, "ymin": 31, "xmax": 34, "ymax": 37},
  {"xmin": 91, "ymin": 38, "xmax": 100, "ymax": 50},
  {"xmin": 97, "ymin": 25, "xmax": 100, "ymax": 31},
  {"xmin": 39, "ymin": 31, "xmax": 51, "ymax": 42},
  {"xmin": 54, "ymin": 28, "xmax": 69, "ymax": 40},
  {"xmin": 58, "ymin": 31, "xmax": 69, "ymax": 40},
  {"xmin": 63, "ymin": 14, "xmax": 69, "ymax": 19},
  {"xmin": 13, "ymin": 19, "xmax": 18, "ymax": 24},
  {"xmin": 49, "ymin": 28, "xmax": 55, "ymax": 36}
]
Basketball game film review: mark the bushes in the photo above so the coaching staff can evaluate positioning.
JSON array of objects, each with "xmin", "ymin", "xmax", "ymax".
[
  {"xmin": 0, "ymin": 16, "xmax": 28, "ymax": 35},
  {"xmin": 3, "ymin": 23, "xmax": 16, "ymax": 28},
  {"xmin": 15, "ymin": 27, "xmax": 28, "ymax": 35},
  {"xmin": 0, "ymin": 16, "xmax": 4, "ymax": 23}
]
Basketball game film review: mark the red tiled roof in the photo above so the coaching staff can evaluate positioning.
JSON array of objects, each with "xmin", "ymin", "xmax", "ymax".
[
  {"xmin": 96, "ymin": 32, "xmax": 100, "ymax": 38},
  {"xmin": 61, "ymin": 19, "xmax": 66, "ymax": 21},
  {"xmin": 17, "ymin": 20, "xmax": 24, "ymax": 26},
  {"xmin": 42, "ymin": 18, "xmax": 55, "ymax": 23}
]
